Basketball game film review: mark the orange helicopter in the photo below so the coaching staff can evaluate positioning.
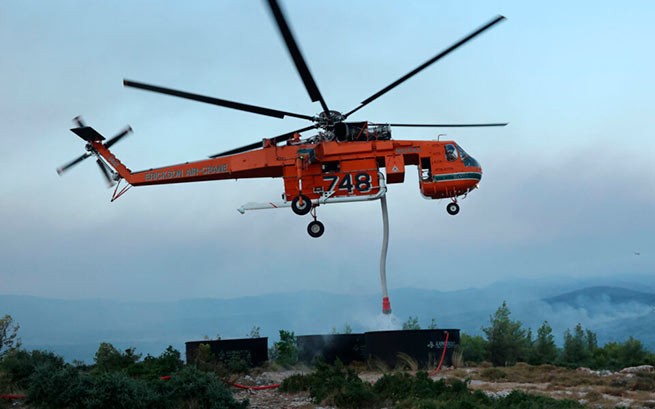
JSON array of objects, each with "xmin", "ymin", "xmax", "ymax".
[{"xmin": 57, "ymin": 0, "xmax": 507, "ymax": 238}]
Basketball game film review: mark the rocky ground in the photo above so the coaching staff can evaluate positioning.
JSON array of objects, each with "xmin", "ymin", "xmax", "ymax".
[{"xmin": 231, "ymin": 365, "xmax": 655, "ymax": 409}]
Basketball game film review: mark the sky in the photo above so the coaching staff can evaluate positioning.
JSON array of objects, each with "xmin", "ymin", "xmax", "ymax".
[{"xmin": 1, "ymin": 0, "xmax": 653, "ymax": 302}]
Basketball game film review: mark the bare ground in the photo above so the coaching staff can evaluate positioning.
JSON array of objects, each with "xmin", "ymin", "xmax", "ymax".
[{"xmin": 231, "ymin": 364, "xmax": 655, "ymax": 409}]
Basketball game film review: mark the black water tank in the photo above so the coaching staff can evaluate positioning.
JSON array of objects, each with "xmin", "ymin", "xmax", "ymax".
[
  {"xmin": 185, "ymin": 337, "xmax": 268, "ymax": 367},
  {"xmin": 296, "ymin": 334, "xmax": 366, "ymax": 364},
  {"xmin": 365, "ymin": 329, "xmax": 459, "ymax": 369}
]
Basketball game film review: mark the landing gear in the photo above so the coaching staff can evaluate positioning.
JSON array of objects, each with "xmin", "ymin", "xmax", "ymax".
[
  {"xmin": 307, "ymin": 220, "xmax": 325, "ymax": 238},
  {"xmin": 446, "ymin": 202, "xmax": 460, "ymax": 216},
  {"xmin": 307, "ymin": 207, "xmax": 325, "ymax": 238},
  {"xmin": 291, "ymin": 194, "xmax": 312, "ymax": 215}
]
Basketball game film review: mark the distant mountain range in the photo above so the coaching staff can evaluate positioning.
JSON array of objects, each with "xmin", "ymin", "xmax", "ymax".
[
  {"xmin": 1, "ymin": 274, "xmax": 654, "ymax": 362},
  {"xmin": 544, "ymin": 286, "xmax": 655, "ymax": 308}
]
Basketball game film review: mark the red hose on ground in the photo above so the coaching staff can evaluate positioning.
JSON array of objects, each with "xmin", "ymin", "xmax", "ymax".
[
  {"xmin": 429, "ymin": 330, "xmax": 450, "ymax": 376},
  {"xmin": 0, "ymin": 394, "xmax": 27, "ymax": 400}
]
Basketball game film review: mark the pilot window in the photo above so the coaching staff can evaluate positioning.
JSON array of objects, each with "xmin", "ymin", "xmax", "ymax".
[
  {"xmin": 456, "ymin": 144, "xmax": 480, "ymax": 167},
  {"xmin": 445, "ymin": 144, "xmax": 458, "ymax": 162}
]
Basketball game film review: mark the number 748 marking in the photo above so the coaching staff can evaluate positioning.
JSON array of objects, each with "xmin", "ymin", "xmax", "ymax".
[{"xmin": 323, "ymin": 173, "xmax": 372, "ymax": 194}]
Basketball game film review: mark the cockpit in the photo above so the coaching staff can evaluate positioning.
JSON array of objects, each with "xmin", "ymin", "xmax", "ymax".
[{"xmin": 444, "ymin": 143, "xmax": 480, "ymax": 168}]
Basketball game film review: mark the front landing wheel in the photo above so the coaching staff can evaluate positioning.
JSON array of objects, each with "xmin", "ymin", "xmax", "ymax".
[
  {"xmin": 307, "ymin": 220, "xmax": 325, "ymax": 238},
  {"xmin": 291, "ymin": 194, "xmax": 312, "ymax": 215},
  {"xmin": 446, "ymin": 202, "xmax": 460, "ymax": 216}
]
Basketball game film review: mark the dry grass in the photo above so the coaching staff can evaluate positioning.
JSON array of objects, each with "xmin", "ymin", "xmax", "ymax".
[
  {"xmin": 367, "ymin": 357, "xmax": 390, "ymax": 373},
  {"xmin": 395, "ymin": 352, "xmax": 419, "ymax": 371},
  {"xmin": 451, "ymin": 347, "xmax": 464, "ymax": 368},
  {"xmin": 442, "ymin": 363, "xmax": 655, "ymax": 409}
]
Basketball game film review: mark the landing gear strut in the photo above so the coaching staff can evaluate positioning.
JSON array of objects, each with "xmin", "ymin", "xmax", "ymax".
[
  {"xmin": 446, "ymin": 201, "xmax": 460, "ymax": 216},
  {"xmin": 307, "ymin": 207, "xmax": 324, "ymax": 238}
]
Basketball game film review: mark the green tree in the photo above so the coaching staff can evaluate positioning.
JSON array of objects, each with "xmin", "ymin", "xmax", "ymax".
[
  {"xmin": 482, "ymin": 301, "xmax": 530, "ymax": 366},
  {"xmin": 273, "ymin": 330, "xmax": 298, "ymax": 367},
  {"xmin": 460, "ymin": 333, "xmax": 488, "ymax": 363},
  {"xmin": 402, "ymin": 316, "xmax": 421, "ymax": 330},
  {"xmin": 93, "ymin": 342, "xmax": 141, "ymax": 373},
  {"xmin": 618, "ymin": 336, "xmax": 648, "ymax": 368},
  {"xmin": 248, "ymin": 326, "xmax": 261, "ymax": 338},
  {"xmin": 427, "ymin": 318, "xmax": 438, "ymax": 329},
  {"xmin": 560, "ymin": 323, "xmax": 596, "ymax": 368},
  {"xmin": 0, "ymin": 314, "xmax": 21, "ymax": 358},
  {"xmin": 131, "ymin": 345, "xmax": 183, "ymax": 379},
  {"xmin": 529, "ymin": 321, "xmax": 558, "ymax": 365},
  {"xmin": 591, "ymin": 337, "xmax": 654, "ymax": 370}
]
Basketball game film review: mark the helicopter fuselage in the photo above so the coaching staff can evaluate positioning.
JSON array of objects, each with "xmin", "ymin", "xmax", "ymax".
[{"xmin": 93, "ymin": 136, "xmax": 481, "ymax": 204}]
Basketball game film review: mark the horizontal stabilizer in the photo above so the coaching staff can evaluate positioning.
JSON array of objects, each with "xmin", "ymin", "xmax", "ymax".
[{"xmin": 71, "ymin": 126, "xmax": 105, "ymax": 142}]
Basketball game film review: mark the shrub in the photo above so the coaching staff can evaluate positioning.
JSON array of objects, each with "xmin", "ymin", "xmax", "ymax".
[
  {"xmin": 128, "ymin": 346, "xmax": 184, "ymax": 380},
  {"xmin": 281, "ymin": 361, "xmax": 590, "ymax": 409},
  {"xmin": 85, "ymin": 372, "xmax": 156, "ymax": 409},
  {"xmin": 0, "ymin": 349, "xmax": 65, "ymax": 389},
  {"xmin": 374, "ymin": 371, "xmax": 448, "ymax": 402},
  {"xmin": 479, "ymin": 367, "xmax": 507, "ymax": 381},
  {"xmin": 281, "ymin": 360, "xmax": 378, "ymax": 408},
  {"xmin": 27, "ymin": 364, "xmax": 92, "ymax": 409},
  {"xmin": 27, "ymin": 364, "xmax": 247, "ymax": 409},
  {"xmin": 161, "ymin": 366, "xmax": 248, "ymax": 409}
]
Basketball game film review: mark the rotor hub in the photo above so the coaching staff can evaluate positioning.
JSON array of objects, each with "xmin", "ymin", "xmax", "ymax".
[{"xmin": 314, "ymin": 110, "xmax": 345, "ymax": 128}]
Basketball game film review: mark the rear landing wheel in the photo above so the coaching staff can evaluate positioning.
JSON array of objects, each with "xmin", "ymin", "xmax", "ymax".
[
  {"xmin": 446, "ymin": 202, "xmax": 460, "ymax": 216},
  {"xmin": 291, "ymin": 194, "xmax": 312, "ymax": 215},
  {"xmin": 307, "ymin": 220, "xmax": 325, "ymax": 238}
]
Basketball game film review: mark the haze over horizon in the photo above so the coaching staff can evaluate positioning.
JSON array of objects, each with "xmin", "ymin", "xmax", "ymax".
[{"xmin": 1, "ymin": 1, "xmax": 653, "ymax": 303}]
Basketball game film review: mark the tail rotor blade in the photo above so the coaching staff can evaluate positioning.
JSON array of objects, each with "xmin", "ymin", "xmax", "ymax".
[
  {"xmin": 96, "ymin": 158, "xmax": 114, "ymax": 187},
  {"xmin": 56, "ymin": 152, "xmax": 91, "ymax": 175},
  {"xmin": 73, "ymin": 115, "xmax": 86, "ymax": 128},
  {"xmin": 105, "ymin": 126, "xmax": 133, "ymax": 149}
]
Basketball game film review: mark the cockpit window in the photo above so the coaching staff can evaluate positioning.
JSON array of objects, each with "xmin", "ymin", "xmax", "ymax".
[
  {"xmin": 456, "ymin": 144, "xmax": 480, "ymax": 167},
  {"xmin": 445, "ymin": 144, "xmax": 458, "ymax": 162}
]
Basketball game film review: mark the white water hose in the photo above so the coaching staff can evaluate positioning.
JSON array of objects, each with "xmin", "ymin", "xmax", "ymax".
[{"xmin": 380, "ymin": 194, "xmax": 391, "ymax": 314}]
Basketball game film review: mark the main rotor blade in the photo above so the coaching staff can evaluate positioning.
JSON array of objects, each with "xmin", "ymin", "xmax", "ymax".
[
  {"xmin": 387, "ymin": 123, "xmax": 508, "ymax": 127},
  {"xmin": 270, "ymin": 124, "xmax": 318, "ymax": 145},
  {"xmin": 105, "ymin": 126, "xmax": 133, "ymax": 149},
  {"xmin": 96, "ymin": 158, "xmax": 114, "ymax": 187},
  {"xmin": 56, "ymin": 152, "xmax": 91, "ymax": 175},
  {"xmin": 124, "ymin": 80, "xmax": 313, "ymax": 121},
  {"xmin": 266, "ymin": 0, "xmax": 330, "ymax": 115},
  {"xmin": 345, "ymin": 15, "xmax": 506, "ymax": 119},
  {"xmin": 209, "ymin": 124, "xmax": 316, "ymax": 158}
]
